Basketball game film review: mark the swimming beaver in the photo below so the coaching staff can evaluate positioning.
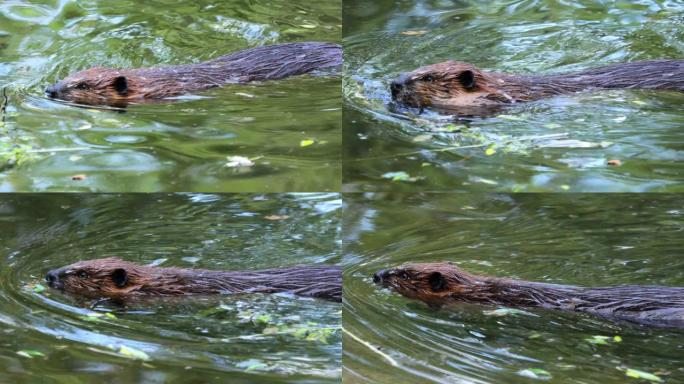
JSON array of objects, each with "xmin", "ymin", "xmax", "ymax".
[
  {"xmin": 46, "ymin": 42, "xmax": 342, "ymax": 107},
  {"xmin": 45, "ymin": 257, "xmax": 342, "ymax": 302},
  {"xmin": 390, "ymin": 60, "xmax": 684, "ymax": 115},
  {"xmin": 374, "ymin": 262, "xmax": 684, "ymax": 328}
]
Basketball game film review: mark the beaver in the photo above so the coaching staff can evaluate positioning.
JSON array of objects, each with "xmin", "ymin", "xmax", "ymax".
[
  {"xmin": 45, "ymin": 257, "xmax": 342, "ymax": 302},
  {"xmin": 390, "ymin": 60, "xmax": 684, "ymax": 114},
  {"xmin": 45, "ymin": 42, "xmax": 342, "ymax": 107},
  {"xmin": 374, "ymin": 262, "xmax": 684, "ymax": 328}
]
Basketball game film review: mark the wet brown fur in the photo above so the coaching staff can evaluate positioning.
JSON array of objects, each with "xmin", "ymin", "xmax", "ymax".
[
  {"xmin": 391, "ymin": 60, "xmax": 684, "ymax": 114},
  {"xmin": 46, "ymin": 42, "xmax": 342, "ymax": 107},
  {"xmin": 375, "ymin": 262, "xmax": 684, "ymax": 327},
  {"xmin": 46, "ymin": 257, "xmax": 342, "ymax": 302}
]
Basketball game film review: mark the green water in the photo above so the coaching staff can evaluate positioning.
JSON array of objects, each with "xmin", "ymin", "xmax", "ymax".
[
  {"xmin": 0, "ymin": 0, "xmax": 341, "ymax": 192},
  {"xmin": 0, "ymin": 193, "xmax": 342, "ymax": 383},
  {"xmin": 342, "ymin": 193, "xmax": 684, "ymax": 383},
  {"xmin": 343, "ymin": 0, "xmax": 684, "ymax": 192}
]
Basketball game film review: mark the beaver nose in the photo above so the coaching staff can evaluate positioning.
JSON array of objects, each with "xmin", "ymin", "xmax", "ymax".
[
  {"xmin": 45, "ymin": 270, "xmax": 63, "ymax": 289},
  {"xmin": 45, "ymin": 85, "xmax": 58, "ymax": 99},
  {"xmin": 373, "ymin": 269, "xmax": 391, "ymax": 285},
  {"xmin": 390, "ymin": 73, "xmax": 411, "ymax": 98}
]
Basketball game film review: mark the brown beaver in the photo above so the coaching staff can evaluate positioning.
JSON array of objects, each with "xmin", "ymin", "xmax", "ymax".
[
  {"xmin": 46, "ymin": 42, "xmax": 342, "ymax": 107},
  {"xmin": 391, "ymin": 60, "xmax": 684, "ymax": 114},
  {"xmin": 45, "ymin": 257, "xmax": 342, "ymax": 302},
  {"xmin": 374, "ymin": 262, "xmax": 684, "ymax": 328}
]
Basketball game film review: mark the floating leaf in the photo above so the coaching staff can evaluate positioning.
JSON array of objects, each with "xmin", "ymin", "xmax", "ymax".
[
  {"xmin": 401, "ymin": 30, "xmax": 428, "ymax": 36},
  {"xmin": 613, "ymin": 335, "xmax": 622, "ymax": 342},
  {"xmin": 17, "ymin": 350, "xmax": 45, "ymax": 359},
  {"xmin": 117, "ymin": 345, "xmax": 150, "ymax": 361},
  {"xmin": 32, "ymin": 284, "xmax": 46, "ymax": 293},
  {"xmin": 518, "ymin": 368, "xmax": 552, "ymax": 380},
  {"xmin": 585, "ymin": 335, "xmax": 610, "ymax": 345},
  {"xmin": 412, "ymin": 134, "xmax": 433, "ymax": 142},
  {"xmin": 632, "ymin": 100, "xmax": 647, "ymax": 106},
  {"xmin": 485, "ymin": 146, "xmax": 496, "ymax": 156},
  {"xmin": 300, "ymin": 139, "xmax": 315, "ymax": 147},
  {"xmin": 254, "ymin": 314, "xmax": 272, "ymax": 325},
  {"xmin": 264, "ymin": 215, "xmax": 289, "ymax": 221},
  {"xmin": 225, "ymin": 156, "xmax": 255, "ymax": 168},
  {"xmin": 561, "ymin": 185, "xmax": 570, "ymax": 191},
  {"xmin": 381, "ymin": 171, "xmax": 410, "ymax": 181},
  {"xmin": 624, "ymin": 368, "xmax": 662, "ymax": 382},
  {"xmin": 298, "ymin": 24, "xmax": 317, "ymax": 29},
  {"xmin": 613, "ymin": 116, "xmax": 627, "ymax": 123}
]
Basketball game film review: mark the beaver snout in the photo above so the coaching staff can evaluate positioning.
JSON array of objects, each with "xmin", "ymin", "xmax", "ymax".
[
  {"xmin": 45, "ymin": 84, "xmax": 60, "ymax": 99},
  {"xmin": 390, "ymin": 73, "xmax": 411, "ymax": 99},
  {"xmin": 373, "ymin": 269, "xmax": 392, "ymax": 286},
  {"xmin": 45, "ymin": 269, "xmax": 64, "ymax": 290}
]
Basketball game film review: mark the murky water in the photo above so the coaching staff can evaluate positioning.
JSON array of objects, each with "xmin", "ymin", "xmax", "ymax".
[
  {"xmin": 0, "ymin": 0, "xmax": 341, "ymax": 192},
  {"xmin": 0, "ymin": 193, "xmax": 341, "ymax": 383},
  {"xmin": 343, "ymin": 0, "xmax": 684, "ymax": 192},
  {"xmin": 343, "ymin": 193, "xmax": 684, "ymax": 383}
]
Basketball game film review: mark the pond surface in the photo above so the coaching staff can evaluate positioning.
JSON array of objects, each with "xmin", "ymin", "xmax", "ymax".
[
  {"xmin": 343, "ymin": 193, "xmax": 684, "ymax": 383},
  {"xmin": 343, "ymin": 0, "xmax": 684, "ymax": 192},
  {"xmin": 0, "ymin": 193, "xmax": 341, "ymax": 383},
  {"xmin": 0, "ymin": 0, "xmax": 341, "ymax": 192}
]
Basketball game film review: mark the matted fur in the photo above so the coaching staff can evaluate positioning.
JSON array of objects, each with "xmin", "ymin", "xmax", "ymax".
[
  {"xmin": 46, "ymin": 257, "xmax": 342, "ymax": 302},
  {"xmin": 46, "ymin": 42, "xmax": 342, "ymax": 106},
  {"xmin": 375, "ymin": 262, "xmax": 684, "ymax": 327}
]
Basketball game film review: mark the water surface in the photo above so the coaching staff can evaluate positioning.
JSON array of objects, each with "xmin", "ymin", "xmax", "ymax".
[
  {"xmin": 344, "ymin": 0, "xmax": 684, "ymax": 192},
  {"xmin": 0, "ymin": 193, "xmax": 341, "ymax": 383},
  {"xmin": 343, "ymin": 193, "xmax": 684, "ymax": 383}
]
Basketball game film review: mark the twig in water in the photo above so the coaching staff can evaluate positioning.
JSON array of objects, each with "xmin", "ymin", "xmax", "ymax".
[{"xmin": 343, "ymin": 328, "xmax": 398, "ymax": 367}]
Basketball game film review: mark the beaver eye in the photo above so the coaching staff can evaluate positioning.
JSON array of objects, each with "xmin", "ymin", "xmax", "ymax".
[
  {"xmin": 77, "ymin": 270, "xmax": 88, "ymax": 279},
  {"xmin": 74, "ymin": 82, "xmax": 89, "ymax": 90},
  {"xmin": 398, "ymin": 271, "xmax": 409, "ymax": 280},
  {"xmin": 422, "ymin": 75, "xmax": 435, "ymax": 82}
]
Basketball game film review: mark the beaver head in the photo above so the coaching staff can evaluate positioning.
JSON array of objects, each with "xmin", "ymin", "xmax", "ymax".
[
  {"xmin": 373, "ymin": 262, "xmax": 489, "ymax": 306},
  {"xmin": 390, "ymin": 61, "xmax": 519, "ymax": 113},
  {"xmin": 45, "ymin": 257, "xmax": 151, "ymax": 299},
  {"xmin": 46, "ymin": 67, "xmax": 133, "ymax": 107}
]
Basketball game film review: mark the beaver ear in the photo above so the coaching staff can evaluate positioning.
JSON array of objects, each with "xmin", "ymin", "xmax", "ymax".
[
  {"xmin": 112, "ymin": 268, "xmax": 128, "ymax": 288},
  {"xmin": 458, "ymin": 70, "xmax": 476, "ymax": 90},
  {"xmin": 112, "ymin": 76, "xmax": 128, "ymax": 96},
  {"xmin": 428, "ymin": 272, "xmax": 447, "ymax": 292}
]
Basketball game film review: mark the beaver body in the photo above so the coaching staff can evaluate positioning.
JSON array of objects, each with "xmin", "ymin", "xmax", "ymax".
[
  {"xmin": 374, "ymin": 263, "xmax": 684, "ymax": 328},
  {"xmin": 46, "ymin": 42, "xmax": 342, "ymax": 107},
  {"xmin": 46, "ymin": 257, "xmax": 342, "ymax": 302},
  {"xmin": 391, "ymin": 60, "xmax": 684, "ymax": 115}
]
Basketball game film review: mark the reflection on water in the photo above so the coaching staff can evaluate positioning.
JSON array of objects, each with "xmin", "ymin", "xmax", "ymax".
[
  {"xmin": 0, "ymin": 0, "xmax": 341, "ymax": 192},
  {"xmin": 343, "ymin": 193, "xmax": 684, "ymax": 383},
  {"xmin": 0, "ymin": 193, "xmax": 341, "ymax": 383},
  {"xmin": 343, "ymin": 0, "xmax": 684, "ymax": 192}
]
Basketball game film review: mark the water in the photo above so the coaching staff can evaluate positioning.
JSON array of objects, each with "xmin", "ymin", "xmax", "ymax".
[
  {"xmin": 342, "ymin": 193, "xmax": 684, "ymax": 383},
  {"xmin": 343, "ymin": 0, "xmax": 684, "ymax": 192},
  {"xmin": 0, "ymin": 193, "xmax": 342, "ymax": 383},
  {"xmin": 0, "ymin": 0, "xmax": 341, "ymax": 192}
]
